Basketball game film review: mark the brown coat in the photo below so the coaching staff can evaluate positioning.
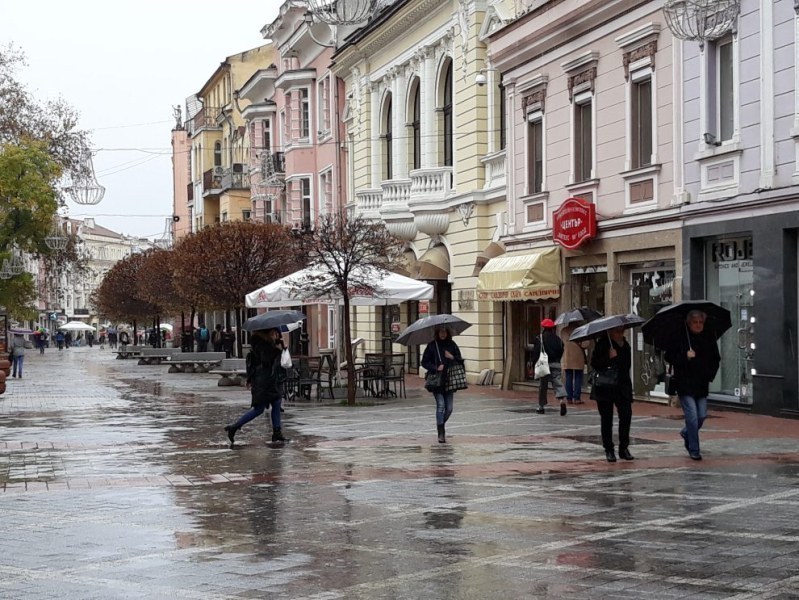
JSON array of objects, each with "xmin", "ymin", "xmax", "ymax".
[{"xmin": 560, "ymin": 326, "xmax": 589, "ymax": 370}]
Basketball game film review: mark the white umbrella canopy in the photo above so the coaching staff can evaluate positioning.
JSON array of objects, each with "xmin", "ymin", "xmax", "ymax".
[
  {"xmin": 246, "ymin": 265, "xmax": 434, "ymax": 308},
  {"xmin": 58, "ymin": 321, "xmax": 97, "ymax": 332}
]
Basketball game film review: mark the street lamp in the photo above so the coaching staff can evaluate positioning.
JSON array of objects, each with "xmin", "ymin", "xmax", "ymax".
[
  {"xmin": 305, "ymin": 0, "xmax": 378, "ymax": 25},
  {"xmin": 663, "ymin": 0, "xmax": 740, "ymax": 45}
]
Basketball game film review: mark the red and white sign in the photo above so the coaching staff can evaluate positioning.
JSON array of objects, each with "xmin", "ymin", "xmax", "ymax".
[{"xmin": 552, "ymin": 197, "xmax": 597, "ymax": 250}]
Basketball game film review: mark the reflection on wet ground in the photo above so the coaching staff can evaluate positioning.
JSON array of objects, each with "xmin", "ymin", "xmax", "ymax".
[{"xmin": 1, "ymin": 347, "xmax": 798, "ymax": 599}]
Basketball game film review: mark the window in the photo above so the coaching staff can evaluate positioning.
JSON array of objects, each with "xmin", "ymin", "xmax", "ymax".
[
  {"xmin": 241, "ymin": 210, "xmax": 251, "ymax": 221},
  {"xmin": 442, "ymin": 61, "xmax": 453, "ymax": 167},
  {"xmin": 410, "ymin": 79, "xmax": 421, "ymax": 170},
  {"xmin": 318, "ymin": 78, "xmax": 330, "ymax": 132},
  {"xmin": 499, "ymin": 78, "xmax": 506, "ymax": 151},
  {"xmin": 574, "ymin": 96, "xmax": 593, "ymax": 183},
  {"xmin": 213, "ymin": 141, "xmax": 222, "ymax": 167},
  {"xmin": 631, "ymin": 76, "xmax": 653, "ymax": 169},
  {"xmin": 319, "ymin": 172, "xmax": 328, "ymax": 215},
  {"xmin": 221, "ymin": 211, "xmax": 228, "ymax": 222},
  {"xmin": 300, "ymin": 89, "xmax": 310, "ymax": 139},
  {"xmin": 717, "ymin": 37, "xmax": 734, "ymax": 143},
  {"xmin": 527, "ymin": 115, "xmax": 543, "ymax": 194},
  {"xmin": 262, "ymin": 119, "xmax": 271, "ymax": 152},
  {"xmin": 301, "ymin": 178, "xmax": 312, "ymax": 229},
  {"xmin": 383, "ymin": 94, "xmax": 393, "ymax": 180}
]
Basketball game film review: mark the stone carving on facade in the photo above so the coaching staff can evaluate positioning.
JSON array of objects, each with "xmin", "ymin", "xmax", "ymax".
[
  {"xmin": 623, "ymin": 41, "xmax": 657, "ymax": 80},
  {"xmin": 522, "ymin": 88, "xmax": 546, "ymax": 113},
  {"xmin": 457, "ymin": 202, "xmax": 475, "ymax": 226},
  {"xmin": 457, "ymin": 0, "xmax": 471, "ymax": 81},
  {"xmin": 568, "ymin": 67, "xmax": 597, "ymax": 102}
]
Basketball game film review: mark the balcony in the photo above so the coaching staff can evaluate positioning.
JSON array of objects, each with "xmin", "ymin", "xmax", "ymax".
[
  {"xmin": 203, "ymin": 169, "xmax": 222, "ymax": 194},
  {"xmin": 409, "ymin": 167, "xmax": 454, "ymax": 206},
  {"xmin": 355, "ymin": 188, "xmax": 382, "ymax": 220},
  {"xmin": 380, "ymin": 179, "xmax": 411, "ymax": 206},
  {"xmin": 481, "ymin": 150, "xmax": 506, "ymax": 191},
  {"xmin": 188, "ymin": 106, "xmax": 222, "ymax": 135},
  {"xmin": 221, "ymin": 165, "xmax": 249, "ymax": 191}
]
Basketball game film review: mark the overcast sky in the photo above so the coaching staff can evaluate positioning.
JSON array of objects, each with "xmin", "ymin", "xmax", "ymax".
[{"xmin": 2, "ymin": 0, "xmax": 281, "ymax": 239}]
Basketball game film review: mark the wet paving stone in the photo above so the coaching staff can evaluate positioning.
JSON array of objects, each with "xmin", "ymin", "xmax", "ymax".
[{"xmin": 1, "ymin": 347, "xmax": 799, "ymax": 598}]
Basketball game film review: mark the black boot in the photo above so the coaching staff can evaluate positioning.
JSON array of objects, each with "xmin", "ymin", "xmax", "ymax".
[
  {"xmin": 224, "ymin": 425, "xmax": 238, "ymax": 445},
  {"xmin": 618, "ymin": 448, "xmax": 635, "ymax": 461},
  {"xmin": 272, "ymin": 428, "xmax": 287, "ymax": 443},
  {"xmin": 437, "ymin": 424, "xmax": 446, "ymax": 443},
  {"xmin": 605, "ymin": 449, "xmax": 617, "ymax": 463}
]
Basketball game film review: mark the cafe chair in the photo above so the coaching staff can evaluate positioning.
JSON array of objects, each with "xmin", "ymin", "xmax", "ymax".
[{"xmin": 383, "ymin": 353, "xmax": 406, "ymax": 398}]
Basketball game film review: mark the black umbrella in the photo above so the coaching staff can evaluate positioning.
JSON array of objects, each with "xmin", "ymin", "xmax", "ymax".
[
  {"xmin": 395, "ymin": 314, "xmax": 472, "ymax": 346},
  {"xmin": 554, "ymin": 307, "xmax": 603, "ymax": 327},
  {"xmin": 242, "ymin": 310, "xmax": 306, "ymax": 332},
  {"xmin": 642, "ymin": 300, "xmax": 732, "ymax": 351},
  {"xmin": 569, "ymin": 313, "xmax": 646, "ymax": 343}
]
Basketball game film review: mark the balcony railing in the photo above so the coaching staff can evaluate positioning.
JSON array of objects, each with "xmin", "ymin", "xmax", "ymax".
[
  {"xmin": 380, "ymin": 179, "xmax": 411, "ymax": 205},
  {"xmin": 188, "ymin": 106, "xmax": 221, "ymax": 135},
  {"xmin": 221, "ymin": 167, "xmax": 249, "ymax": 191},
  {"xmin": 203, "ymin": 169, "xmax": 222, "ymax": 193},
  {"xmin": 482, "ymin": 150, "xmax": 507, "ymax": 190},
  {"xmin": 409, "ymin": 167, "xmax": 454, "ymax": 204},
  {"xmin": 355, "ymin": 188, "xmax": 383, "ymax": 218}
]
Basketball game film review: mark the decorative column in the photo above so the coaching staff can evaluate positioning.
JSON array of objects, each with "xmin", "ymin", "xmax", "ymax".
[
  {"xmin": 422, "ymin": 48, "xmax": 437, "ymax": 169},
  {"xmin": 393, "ymin": 69, "xmax": 408, "ymax": 179},
  {"xmin": 370, "ymin": 83, "xmax": 381, "ymax": 188}
]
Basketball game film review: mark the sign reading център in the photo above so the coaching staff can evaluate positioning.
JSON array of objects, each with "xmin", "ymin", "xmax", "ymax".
[{"xmin": 552, "ymin": 197, "xmax": 597, "ymax": 250}]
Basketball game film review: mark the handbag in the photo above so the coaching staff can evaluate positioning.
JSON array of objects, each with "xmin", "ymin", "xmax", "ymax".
[
  {"xmin": 592, "ymin": 366, "xmax": 619, "ymax": 390},
  {"xmin": 424, "ymin": 342, "xmax": 445, "ymax": 392},
  {"xmin": 534, "ymin": 336, "xmax": 550, "ymax": 379},
  {"xmin": 664, "ymin": 366, "xmax": 678, "ymax": 396},
  {"xmin": 445, "ymin": 362, "xmax": 468, "ymax": 392},
  {"xmin": 280, "ymin": 348, "xmax": 292, "ymax": 369}
]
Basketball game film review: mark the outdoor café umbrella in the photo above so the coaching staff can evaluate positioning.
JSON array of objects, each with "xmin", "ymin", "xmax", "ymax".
[
  {"xmin": 554, "ymin": 307, "xmax": 603, "ymax": 327},
  {"xmin": 642, "ymin": 300, "xmax": 732, "ymax": 351},
  {"xmin": 242, "ymin": 310, "xmax": 307, "ymax": 333},
  {"xmin": 58, "ymin": 321, "xmax": 97, "ymax": 332},
  {"xmin": 569, "ymin": 313, "xmax": 645, "ymax": 343},
  {"xmin": 395, "ymin": 314, "xmax": 472, "ymax": 346}
]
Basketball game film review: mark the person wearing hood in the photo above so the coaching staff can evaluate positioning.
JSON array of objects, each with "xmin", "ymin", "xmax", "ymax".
[
  {"xmin": 530, "ymin": 319, "xmax": 567, "ymax": 415},
  {"xmin": 11, "ymin": 333, "xmax": 25, "ymax": 378},
  {"xmin": 664, "ymin": 310, "xmax": 721, "ymax": 461},
  {"xmin": 421, "ymin": 326, "xmax": 463, "ymax": 443}
]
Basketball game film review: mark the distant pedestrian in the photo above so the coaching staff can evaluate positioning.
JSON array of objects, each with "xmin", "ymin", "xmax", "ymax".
[
  {"xmin": 561, "ymin": 324, "xmax": 590, "ymax": 405},
  {"xmin": 10, "ymin": 333, "xmax": 25, "ymax": 378},
  {"xmin": 211, "ymin": 324, "xmax": 224, "ymax": 353},
  {"xmin": 108, "ymin": 331, "xmax": 117, "ymax": 349},
  {"xmin": 421, "ymin": 326, "xmax": 463, "ymax": 444},
  {"xmin": 181, "ymin": 328, "xmax": 193, "ymax": 352},
  {"xmin": 56, "ymin": 330, "xmax": 65, "ymax": 351},
  {"xmin": 119, "ymin": 330, "xmax": 130, "ymax": 348},
  {"xmin": 222, "ymin": 327, "xmax": 236, "ymax": 358},
  {"xmin": 590, "ymin": 327, "xmax": 634, "ymax": 463},
  {"xmin": 86, "ymin": 331, "xmax": 94, "ymax": 348},
  {"xmin": 530, "ymin": 319, "xmax": 567, "ymax": 415},
  {"xmin": 195, "ymin": 323, "xmax": 210, "ymax": 352},
  {"xmin": 224, "ymin": 328, "xmax": 287, "ymax": 445},
  {"xmin": 664, "ymin": 310, "xmax": 721, "ymax": 461},
  {"xmin": 64, "ymin": 331, "xmax": 72, "ymax": 348}
]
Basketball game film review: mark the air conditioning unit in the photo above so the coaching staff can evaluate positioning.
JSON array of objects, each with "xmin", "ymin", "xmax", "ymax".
[
  {"xmin": 213, "ymin": 166, "xmax": 224, "ymax": 176},
  {"xmin": 232, "ymin": 163, "xmax": 245, "ymax": 173}
]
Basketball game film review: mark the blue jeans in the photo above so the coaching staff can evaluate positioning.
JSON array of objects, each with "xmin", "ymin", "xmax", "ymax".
[
  {"xmin": 433, "ymin": 391, "xmax": 454, "ymax": 425},
  {"xmin": 12, "ymin": 355, "xmax": 24, "ymax": 377},
  {"xmin": 564, "ymin": 369, "xmax": 584, "ymax": 401},
  {"xmin": 232, "ymin": 398, "xmax": 282, "ymax": 430},
  {"xmin": 679, "ymin": 395, "xmax": 707, "ymax": 455}
]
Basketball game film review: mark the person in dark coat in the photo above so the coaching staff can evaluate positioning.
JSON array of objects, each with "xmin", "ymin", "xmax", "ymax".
[
  {"xmin": 590, "ymin": 326, "xmax": 634, "ymax": 462},
  {"xmin": 421, "ymin": 327, "xmax": 463, "ymax": 444},
  {"xmin": 530, "ymin": 319, "xmax": 567, "ymax": 415},
  {"xmin": 221, "ymin": 327, "xmax": 235, "ymax": 358},
  {"xmin": 664, "ymin": 310, "xmax": 721, "ymax": 461},
  {"xmin": 224, "ymin": 328, "xmax": 287, "ymax": 445}
]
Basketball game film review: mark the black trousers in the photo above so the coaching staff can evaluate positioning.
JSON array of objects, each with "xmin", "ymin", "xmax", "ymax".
[{"xmin": 596, "ymin": 398, "xmax": 632, "ymax": 451}]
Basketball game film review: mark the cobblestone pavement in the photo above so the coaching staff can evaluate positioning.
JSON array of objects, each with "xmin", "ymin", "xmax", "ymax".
[{"xmin": 1, "ymin": 347, "xmax": 799, "ymax": 599}]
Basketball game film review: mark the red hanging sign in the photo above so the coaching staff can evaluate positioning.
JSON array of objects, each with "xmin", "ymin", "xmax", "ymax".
[{"xmin": 552, "ymin": 197, "xmax": 597, "ymax": 250}]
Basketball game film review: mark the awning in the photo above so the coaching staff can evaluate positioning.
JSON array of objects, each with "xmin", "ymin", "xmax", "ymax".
[
  {"xmin": 472, "ymin": 241, "xmax": 506, "ymax": 277},
  {"xmin": 476, "ymin": 247, "xmax": 562, "ymax": 301},
  {"xmin": 415, "ymin": 245, "xmax": 450, "ymax": 280}
]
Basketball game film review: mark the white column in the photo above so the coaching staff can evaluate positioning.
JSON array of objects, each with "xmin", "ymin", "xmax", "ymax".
[
  {"xmin": 422, "ymin": 50, "xmax": 437, "ymax": 169},
  {"xmin": 370, "ymin": 83, "xmax": 381, "ymax": 188},
  {"xmin": 393, "ymin": 71, "xmax": 408, "ymax": 179},
  {"xmin": 759, "ymin": 0, "xmax": 775, "ymax": 189},
  {"xmin": 672, "ymin": 38, "xmax": 688, "ymax": 204}
]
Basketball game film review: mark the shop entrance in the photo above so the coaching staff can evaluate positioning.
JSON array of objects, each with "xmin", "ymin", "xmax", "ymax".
[
  {"xmin": 509, "ymin": 300, "xmax": 558, "ymax": 382},
  {"xmin": 629, "ymin": 266, "xmax": 674, "ymax": 400}
]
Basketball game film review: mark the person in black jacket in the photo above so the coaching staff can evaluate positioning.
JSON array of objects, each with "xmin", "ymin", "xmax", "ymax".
[
  {"xmin": 590, "ymin": 326, "xmax": 634, "ymax": 462},
  {"xmin": 421, "ymin": 327, "xmax": 463, "ymax": 443},
  {"xmin": 530, "ymin": 319, "xmax": 567, "ymax": 415},
  {"xmin": 224, "ymin": 328, "xmax": 287, "ymax": 445},
  {"xmin": 664, "ymin": 310, "xmax": 721, "ymax": 461}
]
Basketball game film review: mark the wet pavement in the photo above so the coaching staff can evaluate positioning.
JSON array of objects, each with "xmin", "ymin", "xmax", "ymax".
[{"xmin": 1, "ymin": 347, "xmax": 799, "ymax": 599}]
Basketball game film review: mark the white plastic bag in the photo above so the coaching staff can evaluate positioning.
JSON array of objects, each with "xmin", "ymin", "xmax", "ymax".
[
  {"xmin": 534, "ymin": 337, "xmax": 550, "ymax": 379},
  {"xmin": 280, "ymin": 348, "xmax": 292, "ymax": 369}
]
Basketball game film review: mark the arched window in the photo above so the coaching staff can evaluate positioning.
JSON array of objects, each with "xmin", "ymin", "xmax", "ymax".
[
  {"xmin": 383, "ymin": 94, "xmax": 393, "ymax": 181},
  {"xmin": 213, "ymin": 141, "xmax": 222, "ymax": 167},
  {"xmin": 441, "ymin": 60, "xmax": 453, "ymax": 167},
  {"xmin": 410, "ymin": 78, "xmax": 421, "ymax": 170}
]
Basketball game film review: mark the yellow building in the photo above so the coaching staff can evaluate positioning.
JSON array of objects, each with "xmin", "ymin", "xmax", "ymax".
[
  {"xmin": 186, "ymin": 44, "xmax": 275, "ymax": 230},
  {"xmin": 332, "ymin": 0, "xmax": 510, "ymax": 382}
]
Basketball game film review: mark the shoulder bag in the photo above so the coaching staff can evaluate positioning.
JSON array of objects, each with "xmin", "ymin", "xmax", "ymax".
[
  {"xmin": 424, "ymin": 342, "xmax": 445, "ymax": 392},
  {"xmin": 534, "ymin": 336, "xmax": 550, "ymax": 379}
]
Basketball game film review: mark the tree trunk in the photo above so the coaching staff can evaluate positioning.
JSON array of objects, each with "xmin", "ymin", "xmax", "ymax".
[
  {"xmin": 133, "ymin": 320, "xmax": 137, "ymax": 345},
  {"xmin": 235, "ymin": 307, "xmax": 243, "ymax": 358},
  {"xmin": 343, "ymin": 296, "xmax": 356, "ymax": 406},
  {"xmin": 189, "ymin": 307, "xmax": 196, "ymax": 351}
]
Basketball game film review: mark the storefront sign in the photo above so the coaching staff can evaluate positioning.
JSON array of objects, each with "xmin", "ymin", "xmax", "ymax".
[
  {"xmin": 552, "ymin": 197, "xmax": 597, "ymax": 249},
  {"xmin": 477, "ymin": 287, "xmax": 561, "ymax": 301}
]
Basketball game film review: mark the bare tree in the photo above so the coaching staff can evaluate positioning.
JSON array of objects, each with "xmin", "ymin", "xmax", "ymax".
[{"xmin": 291, "ymin": 211, "xmax": 403, "ymax": 405}]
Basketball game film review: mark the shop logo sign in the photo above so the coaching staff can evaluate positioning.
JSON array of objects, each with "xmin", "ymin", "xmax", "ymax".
[{"xmin": 552, "ymin": 197, "xmax": 597, "ymax": 250}]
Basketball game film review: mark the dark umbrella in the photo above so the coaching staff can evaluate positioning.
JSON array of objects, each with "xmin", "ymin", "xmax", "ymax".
[
  {"xmin": 569, "ymin": 313, "xmax": 646, "ymax": 343},
  {"xmin": 554, "ymin": 307, "xmax": 603, "ymax": 327},
  {"xmin": 242, "ymin": 310, "xmax": 307, "ymax": 332},
  {"xmin": 642, "ymin": 300, "xmax": 732, "ymax": 350},
  {"xmin": 395, "ymin": 314, "xmax": 472, "ymax": 346}
]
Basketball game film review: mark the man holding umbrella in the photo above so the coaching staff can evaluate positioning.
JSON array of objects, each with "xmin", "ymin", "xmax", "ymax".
[{"xmin": 644, "ymin": 303, "xmax": 727, "ymax": 461}]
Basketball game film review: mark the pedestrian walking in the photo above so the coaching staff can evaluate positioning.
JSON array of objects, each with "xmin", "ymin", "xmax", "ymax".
[
  {"xmin": 530, "ymin": 319, "xmax": 568, "ymax": 415},
  {"xmin": 224, "ymin": 328, "xmax": 287, "ymax": 445},
  {"xmin": 118, "ymin": 330, "xmax": 130, "ymax": 348},
  {"xmin": 664, "ymin": 310, "xmax": 721, "ymax": 461},
  {"xmin": 222, "ymin": 327, "xmax": 235, "ymax": 358},
  {"xmin": 64, "ymin": 331, "xmax": 72, "ymax": 348},
  {"xmin": 590, "ymin": 327, "xmax": 635, "ymax": 462},
  {"xmin": 56, "ymin": 330, "xmax": 65, "ymax": 351},
  {"xmin": 211, "ymin": 324, "xmax": 224, "ymax": 353},
  {"xmin": 86, "ymin": 331, "xmax": 94, "ymax": 348},
  {"xmin": 10, "ymin": 333, "xmax": 25, "ymax": 378},
  {"xmin": 421, "ymin": 326, "xmax": 464, "ymax": 444},
  {"xmin": 560, "ymin": 324, "xmax": 589, "ymax": 405},
  {"xmin": 196, "ymin": 323, "xmax": 210, "ymax": 352}
]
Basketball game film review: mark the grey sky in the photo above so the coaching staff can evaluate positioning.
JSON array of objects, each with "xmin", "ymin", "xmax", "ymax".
[{"xmin": 2, "ymin": 0, "xmax": 281, "ymax": 239}]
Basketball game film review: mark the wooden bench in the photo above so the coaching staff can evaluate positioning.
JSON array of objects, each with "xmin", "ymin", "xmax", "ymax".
[
  {"xmin": 138, "ymin": 347, "xmax": 181, "ymax": 365},
  {"xmin": 115, "ymin": 346, "xmax": 143, "ymax": 359},
  {"xmin": 208, "ymin": 358, "xmax": 247, "ymax": 386},
  {"xmin": 164, "ymin": 352, "xmax": 226, "ymax": 373}
]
